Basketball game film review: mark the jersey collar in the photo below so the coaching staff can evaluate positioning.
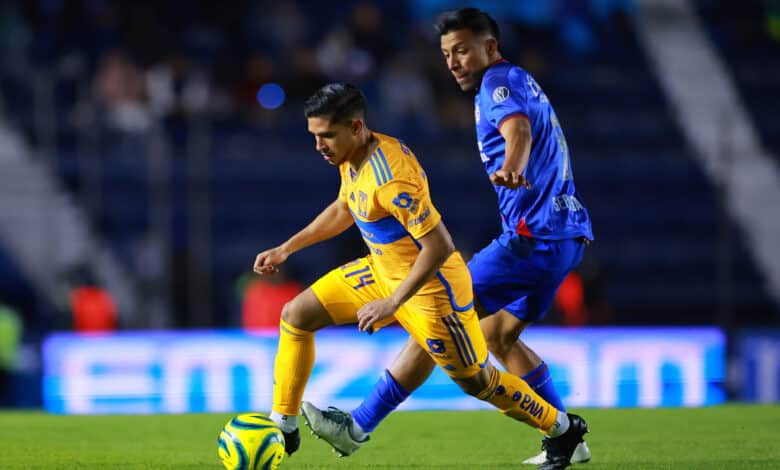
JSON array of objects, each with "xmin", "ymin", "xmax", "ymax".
[{"xmin": 476, "ymin": 58, "xmax": 508, "ymax": 92}]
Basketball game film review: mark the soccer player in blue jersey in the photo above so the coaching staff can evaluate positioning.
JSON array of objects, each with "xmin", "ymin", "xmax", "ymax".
[{"xmin": 301, "ymin": 8, "xmax": 593, "ymax": 468}]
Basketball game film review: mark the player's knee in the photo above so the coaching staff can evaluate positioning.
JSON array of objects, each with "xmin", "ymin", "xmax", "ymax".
[
  {"xmin": 279, "ymin": 301, "xmax": 299, "ymax": 326},
  {"xmin": 280, "ymin": 299, "xmax": 316, "ymax": 330},
  {"xmin": 280, "ymin": 291, "xmax": 332, "ymax": 331}
]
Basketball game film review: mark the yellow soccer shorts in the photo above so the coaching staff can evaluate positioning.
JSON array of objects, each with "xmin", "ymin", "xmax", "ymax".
[{"xmin": 311, "ymin": 256, "xmax": 488, "ymax": 379}]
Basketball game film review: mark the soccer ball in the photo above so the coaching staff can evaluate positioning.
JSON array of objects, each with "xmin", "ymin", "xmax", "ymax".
[{"xmin": 218, "ymin": 413, "xmax": 285, "ymax": 470}]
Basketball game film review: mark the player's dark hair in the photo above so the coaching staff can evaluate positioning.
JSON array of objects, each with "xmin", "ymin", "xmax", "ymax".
[
  {"xmin": 303, "ymin": 83, "xmax": 367, "ymax": 123},
  {"xmin": 435, "ymin": 8, "xmax": 500, "ymax": 43}
]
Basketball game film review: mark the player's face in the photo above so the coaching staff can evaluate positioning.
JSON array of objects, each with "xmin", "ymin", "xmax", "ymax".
[
  {"xmin": 307, "ymin": 116, "xmax": 358, "ymax": 166},
  {"xmin": 440, "ymin": 29, "xmax": 494, "ymax": 91}
]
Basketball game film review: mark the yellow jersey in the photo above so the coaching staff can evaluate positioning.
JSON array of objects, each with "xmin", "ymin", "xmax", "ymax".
[{"xmin": 338, "ymin": 132, "xmax": 473, "ymax": 316}]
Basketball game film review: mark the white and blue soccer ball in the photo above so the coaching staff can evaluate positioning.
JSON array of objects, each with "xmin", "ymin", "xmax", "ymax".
[{"xmin": 218, "ymin": 413, "xmax": 285, "ymax": 470}]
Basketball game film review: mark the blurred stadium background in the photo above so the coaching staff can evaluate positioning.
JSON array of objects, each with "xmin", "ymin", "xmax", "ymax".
[{"xmin": 0, "ymin": 0, "xmax": 778, "ymax": 417}]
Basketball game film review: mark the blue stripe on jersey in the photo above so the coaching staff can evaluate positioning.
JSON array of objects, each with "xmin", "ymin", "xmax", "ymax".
[
  {"xmin": 351, "ymin": 212, "xmax": 408, "ymax": 244},
  {"xmin": 450, "ymin": 313, "xmax": 477, "ymax": 364},
  {"xmin": 442, "ymin": 316, "xmax": 469, "ymax": 367},
  {"xmin": 372, "ymin": 154, "xmax": 389, "ymax": 184},
  {"xmin": 377, "ymin": 148, "xmax": 393, "ymax": 181},
  {"xmin": 408, "ymin": 234, "xmax": 474, "ymax": 313},
  {"xmin": 368, "ymin": 156, "xmax": 384, "ymax": 185},
  {"xmin": 435, "ymin": 272, "xmax": 474, "ymax": 312}
]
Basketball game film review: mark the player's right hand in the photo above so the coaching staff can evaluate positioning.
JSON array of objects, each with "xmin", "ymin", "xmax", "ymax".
[
  {"xmin": 253, "ymin": 247, "xmax": 288, "ymax": 275},
  {"xmin": 490, "ymin": 169, "xmax": 532, "ymax": 190}
]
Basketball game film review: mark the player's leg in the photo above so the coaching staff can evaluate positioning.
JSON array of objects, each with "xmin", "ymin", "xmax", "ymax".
[
  {"xmin": 270, "ymin": 287, "xmax": 331, "ymax": 444},
  {"xmin": 409, "ymin": 307, "xmax": 563, "ymax": 433},
  {"xmin": 469, "ymin": 236, "xmax": 573, "ymax": 411},
  {"xmin": 272, "ymin": 257, "xmax": 387, "ymax": 455},
  {"xmin": 301, "ymin": 336, "xmax": 435, "ymax": 456},
  {"xmin": 430, "ymin": 308, "xmax": 587, "ymax": 470},
  {"xmin": 478, "ymin": 309, "xmax": 591, "ymax": 466},
  {"xmin": 478, "ymin": 309, "xmax": 566, "ymax": 412},
  {"xmin": 472, "ymin": 236, "xmax": 590, "ymax": 464},
  {"xmin": 301, "ymin": 337, "xmax": 433, "ymax": 456},
  {"xmin": 349, "ymin": 336, "xmax": 433, "ymax": 435}
]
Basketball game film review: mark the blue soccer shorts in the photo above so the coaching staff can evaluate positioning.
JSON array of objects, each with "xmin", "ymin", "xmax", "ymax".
[{"xmin": 468, "ymin": 232, "xmax": 586, "ymax": 322}]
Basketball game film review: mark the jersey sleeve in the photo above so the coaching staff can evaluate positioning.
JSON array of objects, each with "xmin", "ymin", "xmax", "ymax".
[
  {"xmin": 484, "ymin": 68, "xmax": 529, "ymax": 129},
  {"xmin": 376, "ymin": 177, "xmax": 442, "ymax": 240}
]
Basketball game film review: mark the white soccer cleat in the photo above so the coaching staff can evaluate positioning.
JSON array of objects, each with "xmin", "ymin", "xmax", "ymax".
[
  {"xmin": 300, "ymin": 401, "xmax": 369, "ymax": 457},
  {"xmin": 522, "ymin": 440, "xmax": 591, "ymax": 465}
]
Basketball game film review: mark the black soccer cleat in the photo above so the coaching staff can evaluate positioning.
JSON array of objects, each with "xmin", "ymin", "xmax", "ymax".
[
  {"xmin": 282, "ymin": 427, "xmax": 300, "ymax": 456},
  {"xmin": 538, "ymin": 413, "xmax": 589, "ymax": 470}
]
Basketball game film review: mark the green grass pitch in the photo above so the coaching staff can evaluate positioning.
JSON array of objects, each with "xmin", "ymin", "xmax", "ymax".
[{"xmin": 4, "ymin": 405, "xmax": 779, "ymax": 469}]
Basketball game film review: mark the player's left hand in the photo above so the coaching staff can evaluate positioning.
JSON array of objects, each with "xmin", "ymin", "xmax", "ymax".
[
  {"xmin": 490, "ymin": 169, "xmax": 531, "ymax": 190},
  {"xmin": 357, "ymin": 298, "xmax": 399, "ymax": 333}
]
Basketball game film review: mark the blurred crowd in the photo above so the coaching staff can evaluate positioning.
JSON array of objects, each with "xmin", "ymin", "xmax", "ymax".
[{"xmin": 0, "ymin": 0, "xmax": 639, "ymax": 137}]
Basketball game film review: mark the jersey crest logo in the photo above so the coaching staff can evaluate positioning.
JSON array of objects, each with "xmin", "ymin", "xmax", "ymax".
[
  {"xmin": 474, "ymin": 104, "xmax": 480, "ymax": 123},
  {"xmin": 492, "ymin": 86, "xmax": 510, "ymax": 103}
]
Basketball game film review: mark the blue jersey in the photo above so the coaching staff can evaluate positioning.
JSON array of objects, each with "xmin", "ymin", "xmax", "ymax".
[{"xmin": 475, "ymin": 60, "xmax": 593, "ymax": 241}]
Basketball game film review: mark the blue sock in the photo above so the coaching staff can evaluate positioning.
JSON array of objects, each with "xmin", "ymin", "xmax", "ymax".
[
  {"xmin": 351, "ymin": 369, "xmax": 410, "ymax": 432},
  {"xmin": 522, "ymin": 362, "xmax": 566, "ymax": 412}
]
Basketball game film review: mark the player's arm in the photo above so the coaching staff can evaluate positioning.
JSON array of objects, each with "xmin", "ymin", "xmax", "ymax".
[
  {"xmin": 253, "ymin": 199, "xmax": 353, "ymax": 275},
  {"xmin": 490, "ymin": 115, "xmax": 533, "ymax": 189},
  {"xmin": 357, "ymin": 221, "xmax": 454, "ymax": 332}
]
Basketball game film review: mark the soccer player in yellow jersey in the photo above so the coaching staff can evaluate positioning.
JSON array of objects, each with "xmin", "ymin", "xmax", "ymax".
[{"xmin": 253, "ymin": 83, "xmax": 587, "ymax": 468}]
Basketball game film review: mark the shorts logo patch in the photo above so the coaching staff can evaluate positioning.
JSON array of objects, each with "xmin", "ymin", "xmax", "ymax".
[
  {"xmin": 426, "ymin": 338, "xmax": 446, "ymax": 354},
  {"xmin": 492, "ymin": 86, "xmax": 510, "ymax": 103}
]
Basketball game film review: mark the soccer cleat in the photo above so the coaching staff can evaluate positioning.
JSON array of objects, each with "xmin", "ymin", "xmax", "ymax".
[
  {"xmin": 282, "ymin": 427, "xmax": 300, "ymax": 456},
  {"xmin": 300, "ymin": 401, "xmax": 369, "ymax": 456},
  {"xmin": 538, "ymin": 413, "xmax": 589, "ymax": 470},
  {"xmin": 522, "ymin": 440, "xmax": 591, "ymax": 465}
]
